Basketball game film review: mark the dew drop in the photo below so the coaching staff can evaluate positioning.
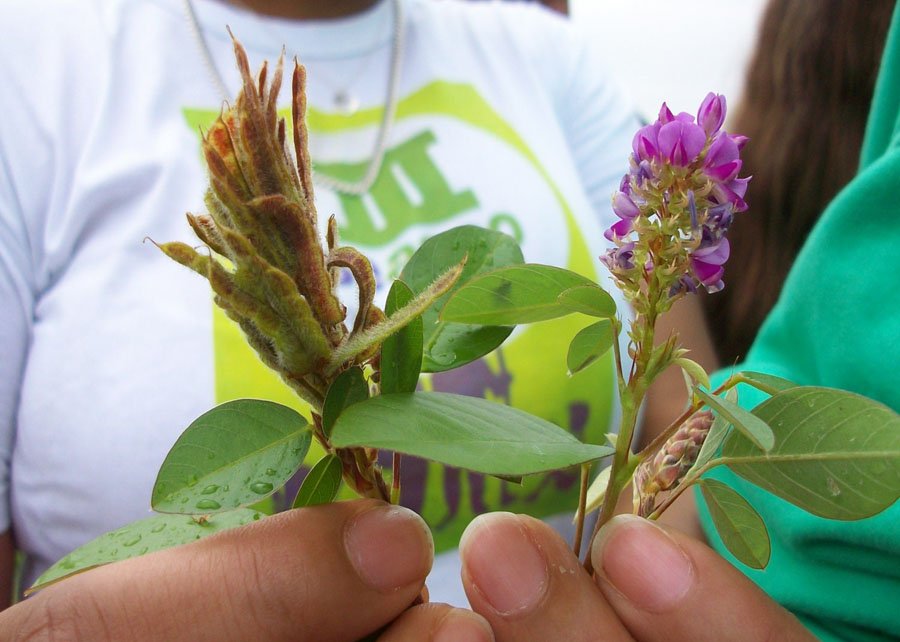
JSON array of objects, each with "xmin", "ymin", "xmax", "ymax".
[
  {"xmin": 265, "ymin": 468, "xmax": 277, "ymax": 477},
  {"xmin": 139, "ymin": 547, "xmax": 149, "ymax": 555},
  {"xmin": 195, "ymin": 499, "xmax": 222, "ymax": 510},
  {"xmin": 123, "ymin": 534, "xmax": 142, "ymax": 547},
  {"xmin": 180, "ymin": 497, "xmax": 189, "ymax": 504},
  {"xmin": 201, "ymin": 485, "xmax": 220, "ymax": 495},
  {"xmin": 249, "ymin": 481, "xmax": 274, "ymax": 495},
  {"xmin": 186, "ymin": 474, "xmax": 199, "ymax": 487},
  {"xmin": 150, "ymin": 523, "xmax": 167, "ymax": 534}
]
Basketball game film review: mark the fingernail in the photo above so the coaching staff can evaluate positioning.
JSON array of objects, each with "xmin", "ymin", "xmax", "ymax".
[
  {"xmin": 459, "ymin": 513, "xmax": 548, "ymax": 617},
  {"xmin": 345, "ymin": 504, "xmax": 433, "ymax": 592},
  {"xmin": 433, "ymin": 610, "xmax": 495, "ymax": 642},
  {"xmin": 592, "ymin": 515, "xmax": 694, "ymax": 612}
]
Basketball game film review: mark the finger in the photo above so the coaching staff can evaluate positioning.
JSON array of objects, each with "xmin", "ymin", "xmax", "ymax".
[
  {"xmin": 459, "ymin": 512, "xmax": 633, "ymax": 642},
  {"xmin": 377, "ymin": 603, "xmax": 494, "ymax": 642},
  {"xmin": 591, "ymin": 515, "xmax": 815, "ymax": 641},
  {"xmin": 1, "ymin": 500, "xmax": 433, "ymax": 642}
]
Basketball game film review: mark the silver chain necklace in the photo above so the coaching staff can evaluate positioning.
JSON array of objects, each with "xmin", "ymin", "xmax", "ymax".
[{"xmin": 181, "ymin": 0, "xmax": 405, "ymax": 196}]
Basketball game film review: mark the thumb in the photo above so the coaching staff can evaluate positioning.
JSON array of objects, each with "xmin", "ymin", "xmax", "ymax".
[
  {"xmin": 591, "ymin": 515, "xmax": 815, "ymax": 641},
  {"xmin": 2, "ymin": 500, "xmax": 433, "ymax": 642}
]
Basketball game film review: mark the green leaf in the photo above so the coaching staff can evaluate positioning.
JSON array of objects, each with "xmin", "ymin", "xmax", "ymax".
[
  {"xmin": 699, "ymin": 479, "xmax": 771, "ymax": 569},
  {"xmin": 322, "ymin": 367, "xmax": 370, "ymax": 437},
  {"xmin": 567, "ymin": 319, "xmax": 614, "ymax": 375},
  {"xmin": 380, "ymin": 280, "xmax": 423, "ymax": 394},
  {"xmin": 152, "ymin": 400, "xmax": 311, "ymax": 514},
  {"xmin": 695, "ymin": 387, "xmax": 775, "ymax": 452},
  {"xmin": 737, "ymin": 371, "xmax": 798, "ymax": 396},
  {"xmin": 692, "ymin": 388, "xmax": 737, "ymax": 471},
  {"xmin": 675, "ymin": 357, "xmax": 711, "ymax": 391},
  {"xmin": 292, "ymin": 454, "xmax": 343, "ymax": 508},
  {"xmin": 441, "ymin": 264, "xmax": 597, "ymax": 325},
  {"xmin": 721, "ymin": 386, "xmax": 900, "ymax": 520},
  {"xmin": 29, "ymin": 509, "xmax": 264, "ymax": 594},
  {"xmin": 557, "ymin": 284, "xmax": 616, "ymax": 318},
  {"xmin": 330, "ymin": 392, "xmax": 614, "ymax": 476},
  {"xmin": 399, "ymin": 225, "xmax": 523, "ymax": 373}
]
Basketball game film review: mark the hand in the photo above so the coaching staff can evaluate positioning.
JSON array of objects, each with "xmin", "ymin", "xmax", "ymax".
[
  {"xmin": 0, "ymin": 500, "xmax": 492, "ymax": 642},
  {"xmin": 459, "ymin": 512, "xmax": 816, "ymax": 641}
]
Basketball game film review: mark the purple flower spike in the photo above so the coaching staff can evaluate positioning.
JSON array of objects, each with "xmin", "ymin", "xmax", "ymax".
[
  {"xmin": 697, "ymin": 93, "xmax": 726, "ymax": 135},
  {"xmin": 657, "ymin": 120, "xmax": 706, "ymax": 166}
]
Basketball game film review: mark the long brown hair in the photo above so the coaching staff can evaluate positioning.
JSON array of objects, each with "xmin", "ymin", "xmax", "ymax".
[{"xmin": 703, "ymin": 0, "xmax": 894, "ymax": 363}]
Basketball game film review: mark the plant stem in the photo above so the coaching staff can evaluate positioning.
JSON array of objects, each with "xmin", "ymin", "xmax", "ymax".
[
  {"xmin": 572, "ymin": 463, "xmax": 591, "ymax": 557},
  {"xmin": 582, "ymin": 281, "xmax": 662, "ymax": 571},
  {"xmin": 391, "ymin": 452, "xmax": 402, "ymax": 505}
]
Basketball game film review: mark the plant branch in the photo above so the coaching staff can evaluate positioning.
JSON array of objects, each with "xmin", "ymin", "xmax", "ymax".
[{"xmin": 573, "ymin": 463, "xmax": 591, "ymax": 557}]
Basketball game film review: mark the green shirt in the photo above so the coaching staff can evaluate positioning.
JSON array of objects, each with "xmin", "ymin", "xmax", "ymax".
[{"xmin": 698, "ymin": 4, "xmax": 900, "ymax": 640}]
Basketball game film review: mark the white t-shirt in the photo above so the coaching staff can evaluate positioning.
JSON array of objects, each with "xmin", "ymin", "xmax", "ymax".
[{"xmin": 0, "ymin": 0, "xmax": 637, "ymax": 603}]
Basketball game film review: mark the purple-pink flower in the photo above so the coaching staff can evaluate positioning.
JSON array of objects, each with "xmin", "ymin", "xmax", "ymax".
[{"xmin": 603, "ymin": 92, "xmax": 751, "ymax": 299}]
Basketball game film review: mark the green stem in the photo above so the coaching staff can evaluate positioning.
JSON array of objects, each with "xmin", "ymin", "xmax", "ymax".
[
  {"xmin": 572, "ymin": 463, "xmax": 591, "ymax": 557},
  {"xmin": 582, "ymin": 279, "xmax": 662, "ymax": 571}
]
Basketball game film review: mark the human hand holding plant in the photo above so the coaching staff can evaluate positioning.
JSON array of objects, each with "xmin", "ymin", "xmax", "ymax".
[{"xmin": 28, "ymin": 37, "xmax": 899, "ymax": 622}]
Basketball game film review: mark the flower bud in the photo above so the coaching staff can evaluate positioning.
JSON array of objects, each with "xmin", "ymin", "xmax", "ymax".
[
  {"xmin": 697, "ymin": 92, "xmax": 726, "ymax": 135},
  {"xmin": 633, "ymin": 410, "xmax": 713, "ymax": 516}
]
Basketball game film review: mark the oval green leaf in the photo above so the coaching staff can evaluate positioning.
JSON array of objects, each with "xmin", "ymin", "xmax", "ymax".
[
  {"xmin": 399, "ymin": 225, "xmax": 523, "ymax": 373},
  {"xmin": 152, "ymin": 399, "xmax": 311, "ymax": 514},
  {"xmin": 699, "ymin": 479, "xmax": 771, "ymax": 569},
  {"xmin": 29, "ymin": 509, "xmax": 265, "ymax": 594},
  {"xmin": 695, "ymin": 387, "xmax": 775, "ymax": 452},
  {"xmin": 567, "ymin": 319, "xmax": 614, "ymax": 375},
  {"xmin": 557, "ymin": 284, "xmax": 616, "ymax": 318},
  {"xmin": 380, "ymin": 280, "xmax": 423, "ymax": 394},
  {"xmin": 322, "ymin": 367, "xmax": 369, "ymax": 437},
  {"xmin": 292, "ymin": 454, "xmax": 343, "ymax": 508},
  {"xmin": 722, "ymin": 386, "xmax": 900, "ymax": 520},
  {"xmin": 441, "ymin": 264, "xmax": 597, "ymax": 326},
  {"xmin": 330, "ymin": 392, "xmax": 614, "ymax": 476}
]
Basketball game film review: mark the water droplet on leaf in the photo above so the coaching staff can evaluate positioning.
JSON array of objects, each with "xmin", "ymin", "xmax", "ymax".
[
  {"xmin": 249, "ymin": 482, "xmax": 274, "ymax": 495},
  {"xmin": 265, "ymin": 468, "xmax": 276, "ymax": 477},
  {"xmin": 123, "ymin": 534, "xmax": 142, "ymax": 547},
  {"xmin": 201, "ymin": 485, "xmax": 220, "ymax": 495},
  {"xmin": 150, "ymin": 523, "xmax": 167, "ymax": 534},
  {"xmin": 195, "ymin": 499, "xmax": 221, "ymax": 510}
]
